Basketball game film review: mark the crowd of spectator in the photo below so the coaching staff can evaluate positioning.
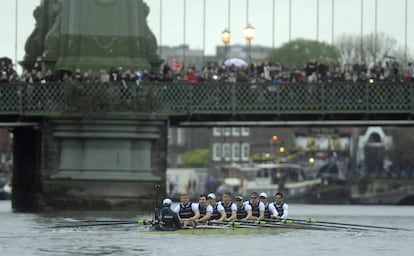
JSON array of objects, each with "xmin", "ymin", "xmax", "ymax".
[{"xmin": 2, "ymin": 56, "xmax": 414, "ymax": 85}]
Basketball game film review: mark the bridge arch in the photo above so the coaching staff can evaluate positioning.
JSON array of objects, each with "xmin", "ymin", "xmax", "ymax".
[
  {"xmin": 357, "ymin": 127, "xmax": 393, "ymax": 171},
  {"xmin": 0, "ymin": 122, "xmax": 42, "ymax": 211}
]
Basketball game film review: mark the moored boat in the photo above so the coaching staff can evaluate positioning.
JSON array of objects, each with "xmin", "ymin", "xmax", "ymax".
[
  {"xmin": 219, "ymin": 162, "xmax": 322, "ymax": 201},
  {"xmin": 0, "ymin": 181, "xmax": 11, "ymax": 200}
]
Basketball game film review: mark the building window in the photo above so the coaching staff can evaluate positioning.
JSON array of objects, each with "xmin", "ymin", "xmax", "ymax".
[
  {"xmin": 222, "ymin": 143, "xmax": 231, "ymax": 161},
  {"xmin": 176, "ymin": 155, "xmax": 183, "ymax": 165},
  {"xmin": 176, "ymin": 128, "xmax": 185, "ymax": 146},
  {"xmin": 241, "ymin": 143, "xmax": 250, "ymax": 161},
  {"xmin": 168, "ymin": 129, "xmax": 173, "ymax": 145},
  {"xmin": 232, "ymin": 127, "xmax": 240, "ymax": 136},
  {"xmin": 316, "ymin": 136, "xmax": 329, "ymax": 150},
  {"xmin": 339, "ymin": 137, "xmax": 350, "ymax": 150},
  {"xmin": 213, "ymin": 143, "xmax": 221, "ymax": 161},
  {"xmin": 232, "ymin": 143, "xmax": 240, "ymax": 161},
  {"xmin": 223, "ymin": 128, "xmax": 231, "ymax": 136},
  {"xmin": 241, "ymin": 127, "xmax": 250, "ymax": 136},
  {"xmin": 213, "ymin": 127, "xmax": 221, "ymax": 136}
]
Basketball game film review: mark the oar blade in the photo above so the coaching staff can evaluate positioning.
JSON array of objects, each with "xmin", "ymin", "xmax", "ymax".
[{"xmin": 285, "ymin": 218, "xmax": 409, "ymax": 231}]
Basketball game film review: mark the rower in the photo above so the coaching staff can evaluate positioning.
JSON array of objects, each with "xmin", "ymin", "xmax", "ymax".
[
  {"xmin": 173, "ymin": 192, "xmax": 200, "ymax": 227},
  {"xmin": 270, "ymin": 192, "xmax": 289, "ymax": 219},
  {"xmin": 194, "ymin": 194, "xmax": 213, "ymax": 225},
  {"xmin": 259, "ymin": 192, "xmax": 273, "ymax": 219},
  {"xmin": 219, "ymin": 191, "xmax": 237, "ymax": 221},
  {"xmin": 235, "ymin": 195, "xmax": 252, "ymax": 221},
  {"xmin": 153, "ymin": 198, "xmax": 181, "ymax": 231},
  {"xmin": 245, "ymin": 192, "xmax": 265, "ymax": 221},
  {"xmin": 206, "ymin": 193, "xmax": 226, "ymax": 222}
]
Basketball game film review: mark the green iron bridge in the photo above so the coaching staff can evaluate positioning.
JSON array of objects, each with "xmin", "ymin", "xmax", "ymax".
[
  {"xmin": 3, "ymin": 81, "xmax": 414, "ymax": 211},
  {"xmin": 1, "ymin": 81, "xmax": 414, "ymax": 126}
]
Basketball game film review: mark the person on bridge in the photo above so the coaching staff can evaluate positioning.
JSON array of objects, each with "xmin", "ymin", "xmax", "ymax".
[{"xmin": 152, "ymin": 198, "xmax": 181, "ymax": 231}]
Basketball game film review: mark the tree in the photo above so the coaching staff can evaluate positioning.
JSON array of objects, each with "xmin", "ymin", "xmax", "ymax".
[
  {"xmin": 267, "ymin": 39, "xmax": 341, "ymax": 69},
  {"xmin": 335, "ymin": 34, "xmax": 361, "ymax": 65},
  {"xmin": 182, "ymin": 148, "xmax": 210, "ymax": 167},
  {"xmin": 335, "ymin": 32, "xmax": 411, "ymax": 67}
]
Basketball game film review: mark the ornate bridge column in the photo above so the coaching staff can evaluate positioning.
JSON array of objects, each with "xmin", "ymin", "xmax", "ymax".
[{"xmin": 23, "ymin": 0, "xmax": 161, "ymax": 72}]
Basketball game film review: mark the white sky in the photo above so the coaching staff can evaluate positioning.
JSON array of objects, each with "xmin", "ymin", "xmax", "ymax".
[{"xmin": 0, "ymin": 0, "xmax": 413, "ymax": 69}]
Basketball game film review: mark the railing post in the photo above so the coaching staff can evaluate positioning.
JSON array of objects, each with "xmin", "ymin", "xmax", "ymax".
[
  {"xmin": 18, "ymin": 84, "xmax": 23, "ymax": 116},
  {"xmin": 365, "ymin": 82, "xmax": 370, "ymax": 115},
  {"xmin": 411, "ymin": 83, "xmax": 414, "ymax": 115},
  {"xmin": 187, "ymin": 84, "xmax": 193, "ymax": 115},
  {"xmin": 276, "ymin": 83, "xmax": 280, "ymax": 114},
  {"xmin": 232, "ymin": 83, "xmax": 236, "ymax": 115},
  {"xmin": 321, "ymin": 82, "xmax": 325, "ymax": 115}
]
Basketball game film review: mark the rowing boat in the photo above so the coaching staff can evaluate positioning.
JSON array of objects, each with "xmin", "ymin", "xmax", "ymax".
[
  {"xmin": 142, "ymin": 224, "xmax": 290, "ymax": 235},
  {"xmin": 51, "ymin": 218, "xmax": 408, "ymax": 234},
  {"xmin": 138, "ymin": 218, "xmax": 358, "ymax": 235}
]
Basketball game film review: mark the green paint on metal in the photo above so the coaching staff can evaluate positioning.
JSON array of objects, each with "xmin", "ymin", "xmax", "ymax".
[{"xmin": 22, "ymin": 0, "xmax": 161, "ymax": 72}]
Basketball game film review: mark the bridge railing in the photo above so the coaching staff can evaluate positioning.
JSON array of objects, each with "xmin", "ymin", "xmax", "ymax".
[{"xmin": 0, "ymin": 81, "xmax": 413, "ymax": 117}]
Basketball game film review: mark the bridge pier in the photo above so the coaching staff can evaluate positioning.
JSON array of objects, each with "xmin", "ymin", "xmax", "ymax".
[{"xmin": 12, "ymin": 117, "xmax": 168, "ymax": 211}]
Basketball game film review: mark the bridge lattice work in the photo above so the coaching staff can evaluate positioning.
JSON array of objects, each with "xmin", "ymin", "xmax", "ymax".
[{"xmin": 0, "ymin": 82, "xmax": 413, "ymax": 124}]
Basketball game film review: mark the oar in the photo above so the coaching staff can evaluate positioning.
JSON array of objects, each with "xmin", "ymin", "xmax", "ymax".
[
  {"xmin": 286, "ymin": 218, "xmax": 409, "ymax": 231},
  {"xmin": 59, "ymin": 219, "xmax": 132, "ymax": 223},
  {"xmin": 51, "ymin": 220, "xmax": 140, "ymax": 228},
  {"xmin": 262, "ymin": 218, "xmax": 369, "ymax": 232},
  {"xmin": 247, "ymin": 220, "xmax": 339, "ymax": 231},
  {"xmin": 213, "ymin": 220, "xmax": 339, "ymax": 231}
]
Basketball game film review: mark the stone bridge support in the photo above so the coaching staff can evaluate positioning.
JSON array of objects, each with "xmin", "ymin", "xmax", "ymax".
[{"xmin": 12, "ymin": 117, "xmax": 168, "ymax": 211}]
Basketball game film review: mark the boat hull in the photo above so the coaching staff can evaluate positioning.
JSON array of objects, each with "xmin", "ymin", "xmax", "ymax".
[{"xmin": 142, "ymin": 225, "xmax": 289, "ymax": 235}]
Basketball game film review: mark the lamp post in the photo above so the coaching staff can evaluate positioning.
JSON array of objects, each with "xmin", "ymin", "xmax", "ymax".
[
  {"xmin": 243, "ymin": 23, "xmax": 255, "ymax": 64},
  {"xmin": 14, "ymin": 0, "xmax": 18, "ymax": 70},
  {"xmin": 221, "ymin": 28, "xmax": 231, "ymax": 59}
]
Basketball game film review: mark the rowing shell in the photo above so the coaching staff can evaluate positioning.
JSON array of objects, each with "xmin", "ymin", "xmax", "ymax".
[{"xmin": 142, "ymin": 224, "xmax": 290, "ymax": 235}]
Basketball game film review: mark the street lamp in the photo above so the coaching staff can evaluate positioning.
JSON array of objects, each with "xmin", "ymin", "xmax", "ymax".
[
  {"xmin": 309, "ymin": 157, "xmax": 315, "ymax": 164},
  {"xmin": 221, "ymin": 28, "xmax": 231, "ymax": 59},
  {"xmin": 243, "ymin": 23, "xmax": 255, "ymax": 64}
]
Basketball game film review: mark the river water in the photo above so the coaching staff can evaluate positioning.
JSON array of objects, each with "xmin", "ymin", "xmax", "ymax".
[{"xmin": 1, "ymin": 200, "xmax": 413, "ymax": 256}]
